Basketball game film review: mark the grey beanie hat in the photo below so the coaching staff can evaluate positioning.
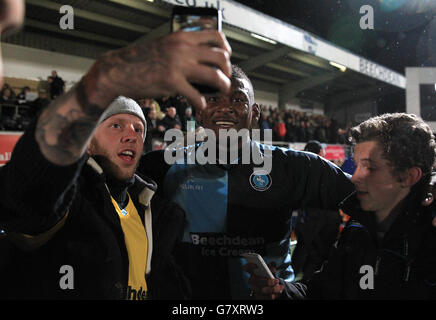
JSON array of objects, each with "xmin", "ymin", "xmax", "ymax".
[{"xmin": 99, "ymin": 96, "xmax": 146, "ymax": 136}]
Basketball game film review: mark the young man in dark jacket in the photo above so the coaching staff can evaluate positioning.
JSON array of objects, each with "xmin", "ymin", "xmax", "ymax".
[{"xmin": 248, "ymin": 113, "xmax": 436, "ymax": 300}]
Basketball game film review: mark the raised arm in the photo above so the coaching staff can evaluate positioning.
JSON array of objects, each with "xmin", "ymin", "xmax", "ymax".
[{"xmin": 35, "ymin": 30, "xmax": 232, "ymax": 166}]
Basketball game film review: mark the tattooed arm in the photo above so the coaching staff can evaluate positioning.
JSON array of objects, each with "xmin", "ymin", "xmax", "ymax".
[{"xmin": 35, "ymin": 30, "xmax": 232, "ymax": 166}]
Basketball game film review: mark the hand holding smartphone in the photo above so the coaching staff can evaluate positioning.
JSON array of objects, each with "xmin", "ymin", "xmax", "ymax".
[
  {"xmin": 171, "ymin": 5, "xmax": 223, "ymax": 95},
  {"xmin": 241, "ymin": 252, "xmax": 275, "ymax": 279}
]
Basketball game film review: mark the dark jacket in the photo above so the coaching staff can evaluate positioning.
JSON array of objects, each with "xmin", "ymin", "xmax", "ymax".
[
  {"xmin": 50, "ymin": 76, "xmax": 65, "ymax": 98},
  {"xmin": 283, "ymin": 190, "xmax": 436, "ymax": 300},
  {"xmin": 0, "ymin": 122, "xmax": 189, "ymax": 299},
  {"xmin": 30, "ymin": 97, "xmax": 50, "ymax": 119},
  {"xmin": 144, "ymin": 116, "xmax": 162, "ymax": 154},
  {"xmin": 292, "ymin": 207, "xmax": 342, "ymax": 282}
]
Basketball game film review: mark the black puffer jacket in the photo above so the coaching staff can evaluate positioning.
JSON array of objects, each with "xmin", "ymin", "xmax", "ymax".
[{"xmin": 0, "ymin": 122, "xmax": 189, "ymax": 299}]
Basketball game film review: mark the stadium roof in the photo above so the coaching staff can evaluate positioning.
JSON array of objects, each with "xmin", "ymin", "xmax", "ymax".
[{"xmin": 5, "ymin": 0, "xmax": 405, "ymax": 108}]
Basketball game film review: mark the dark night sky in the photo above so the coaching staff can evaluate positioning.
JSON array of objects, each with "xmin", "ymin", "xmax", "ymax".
[{"xmin": 233, "ymin": 0, "xmax": 436, "ymax": 74}]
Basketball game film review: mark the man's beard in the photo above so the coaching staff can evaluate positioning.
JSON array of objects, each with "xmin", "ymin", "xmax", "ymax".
[
  {"xmin": 92, "ymin": 154, "xmax": 137, "ymax": 183},
  {"xmin": 89, "ymin": 139, "xmax": 138, "ymax": 183}
]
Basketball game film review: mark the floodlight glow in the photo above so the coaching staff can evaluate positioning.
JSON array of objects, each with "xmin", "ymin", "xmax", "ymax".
[
  {"xmin": 329, "ymin": 61, "xmax": 347, "ymax": 72},
  {"xmin": 250, "ymin": 33, "xmax": 277, "ymax": 45}
]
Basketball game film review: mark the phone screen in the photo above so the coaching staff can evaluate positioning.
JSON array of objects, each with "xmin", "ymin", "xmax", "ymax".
[
  {"xmin": 172, "ymin": 14, "xmax": 219, "ymax": 32},
  {"xmin": 171, "ymin": 6, "xmax": 223, "ymax": 94}
]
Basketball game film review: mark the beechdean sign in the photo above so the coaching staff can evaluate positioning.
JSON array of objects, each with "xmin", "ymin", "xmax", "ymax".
[
  {"xmin": 161, "ymin": 0, "xmax": 406, "ymax": 89},
  {"xmin": 359, "ymin": 58, "xmax": 403, "ymax": 88}
]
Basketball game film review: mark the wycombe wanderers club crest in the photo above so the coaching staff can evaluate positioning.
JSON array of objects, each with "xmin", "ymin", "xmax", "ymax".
[{"xmin": 249, "ymin": 171, "xmax": 272, "ymax": 192}]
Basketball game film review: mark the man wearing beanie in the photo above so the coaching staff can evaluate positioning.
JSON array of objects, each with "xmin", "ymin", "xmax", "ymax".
[
  {"xmin": 0, "ymin": 1, "xmax": 232, "ymax": 299},
  {"xmin": 0, "ymin": 96, "xmax": 189, "ymax": 299}
]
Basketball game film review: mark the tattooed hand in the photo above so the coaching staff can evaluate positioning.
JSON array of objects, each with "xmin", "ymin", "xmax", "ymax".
[
  {"xmin": 95, "ymin": 30, "xmax": 232, "ymax": 111},
  {"xmin": 35, "ymin": 30, "xmax": 232, "ymax": 166}
]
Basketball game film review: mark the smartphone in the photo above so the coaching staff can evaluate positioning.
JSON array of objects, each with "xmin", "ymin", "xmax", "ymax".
[
  {"xmin": 241, "ymin": 253, "xmax": 275, "ymax": 279},
  {"xmin": 171, "ymin": 5, "xmax": 222, "ymax": 94}
]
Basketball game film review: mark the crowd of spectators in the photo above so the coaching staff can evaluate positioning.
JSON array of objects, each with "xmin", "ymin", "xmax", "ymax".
[
  {"xmin": 0, "ymin": 83, "xmax": 33, "ymax": 131},
  {"xmin": 136, "ymin": 98, "xmax": 352, "ymax": 153},
  {"xmin": 0, "ymin": 75, "xmax": 350, "ymax": 150},
  {"xmin": 137, "ymin": 95, "xmax": 196, "ymax": 153},
  {"xmin": 258, "ymin": 104, "xmax": 351, "ymax": 144},
  {"xmin": 0, "ymin": 70, "xmax": 64, "ymax": 131}
]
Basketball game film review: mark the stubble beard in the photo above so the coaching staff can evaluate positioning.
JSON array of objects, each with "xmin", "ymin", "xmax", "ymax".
[{"xmin": 89, "ymin": 139, "xmax": 138, "ymax": 183}]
